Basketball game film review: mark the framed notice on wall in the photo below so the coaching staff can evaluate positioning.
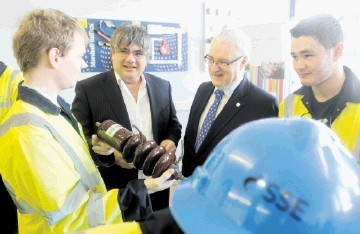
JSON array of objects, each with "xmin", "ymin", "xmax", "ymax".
[{"xmin": 76, "ymin": 18, "xmax": 188, "ymax": 73}]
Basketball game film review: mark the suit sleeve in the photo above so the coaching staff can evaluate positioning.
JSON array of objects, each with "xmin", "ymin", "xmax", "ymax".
[
  {"xmin": 165, "ymin": 83, "xmax": 182, "ymax": 146},
  {"xmin": 72, "ymin": 82, "xmax": 93, "ymax": 143},
  {"xmin": 263, "ymin": 95, "xmax": 279, "ymax": 117},
  {"xmin": 72, "ymin": 82, "xmax": 115, "ymax": 166},
  {"xmin": 139, "ymin": 208, "xmax": 184, "ymax": 234},
  {"xmin": 118, "ymin": 179, "xmax": 153, "ymax": 221},
  {"xmin": 181, "ymin": 101, "xmax": 197, "ymax": 177},
  {"xmin": 181, "ymin": 84, "xmax": 203, "ymax": 178}
]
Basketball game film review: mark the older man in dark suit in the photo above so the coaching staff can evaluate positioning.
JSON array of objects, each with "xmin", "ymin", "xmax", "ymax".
[
  {"xmin": 182, "ymin": 28, "xmax": 278, "ymax": 177},
  {"xmin": 72, "ymin": 23, "xmax": 182, "ymax": 211}
]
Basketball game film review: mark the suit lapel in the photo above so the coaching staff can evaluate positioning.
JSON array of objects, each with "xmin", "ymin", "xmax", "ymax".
[
  {"xmin": 99, "ymin": 70, "xmax": 132, "ymax": 129},
  {"xmin": 195, "ymin": 84, "xmax": 214, "ymax": 121},
  {"xmin": 197, "ymin": 78, "xmax": 250, "ymax": 153}
]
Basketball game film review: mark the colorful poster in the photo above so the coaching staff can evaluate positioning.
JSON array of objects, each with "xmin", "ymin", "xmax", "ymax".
[{"xmin": 76, "ymin": 18, "xmax": 188, "ymax": 73}]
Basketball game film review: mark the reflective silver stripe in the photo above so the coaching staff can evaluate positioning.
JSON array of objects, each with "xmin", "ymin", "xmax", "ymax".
[
  {"xmin": 7, "ymin": 70, "xmax": 20, "ymax": 97},
  {"xmin": 45, "ymin": 181, "xmax": 89, "ymax": 225},
  {"xmin": 0, "ymin": 70, "xmax": 20, "ymax": 107},
  {"xmin": 1, "ymin": 113, "xmax": 105, "ymax": 225},
  {"xmin": 283, "ymin": 94, "xmax": 295, "ymax": 117},
  {"xmin": 4, "ymin": 178, "xmax": 90, "ymax": 225},
  {"xmin": 0, "ymin": 102, "xmax": 10, "ymax": 107},
  {"xmin": 3, "ymin": 180, "xmax": 35, "ymax": 214},
  {"xmin": 87, "ymin": 191, "xmax": 106, "ymax": 227},
  {"xmin": 354, "ymin": 135, "xmax": 360, "ymax": 163},
  {"xmin": 0, "ymin": 113, "xmax": 101, "ymax": 188}
]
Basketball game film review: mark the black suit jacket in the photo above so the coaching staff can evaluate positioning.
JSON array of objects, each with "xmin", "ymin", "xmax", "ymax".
[
  {"xmin": 182, "ymin": 78, "xmax": 279, "ymax": 177},
  {"xmin": 72, "ymin": 70, "xmax": 182, "ymax": 210}
]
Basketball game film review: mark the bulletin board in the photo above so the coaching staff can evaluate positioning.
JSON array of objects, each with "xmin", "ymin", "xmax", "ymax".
[{"xmin": 76, "ymin": 18, "xmax": 188, "ymax": 73}]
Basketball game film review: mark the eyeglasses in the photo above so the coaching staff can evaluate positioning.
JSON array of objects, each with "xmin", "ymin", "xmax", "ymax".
[
  {"xmin": 204, "ymin": 54, "xmax": 242, "ymax": 67},
  {"xmin": 117, "ymin": 48, "xmax": 146, "ymax": 59}
]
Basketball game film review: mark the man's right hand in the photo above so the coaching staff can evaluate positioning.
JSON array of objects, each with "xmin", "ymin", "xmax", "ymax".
[
  {"xmin": 92, "ymin": 134, "xmax": 135, "ymax": 169},
  {"xmin": 92, "ymin": 134, "xmax": 114, "ymax": 155},
  {"xmin": 114, "ymin": 150, "xmax": 135, "ymax": 169},
  {"xmin": 144, "ymin": 168, "xmax": 175, "ymax": 194}
]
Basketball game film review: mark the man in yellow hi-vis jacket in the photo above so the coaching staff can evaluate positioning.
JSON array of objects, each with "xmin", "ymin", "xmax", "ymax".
[
  {"xmin": 0, "ymin": 61, "xmax": 23, "ymax": 121},
  {"xmin": 0, "ymin": 8, "xmax": 176, "ymax": 233},
  {"xmin": 279, "ymin": 14, "xmax": 360, "ymax": 162}
]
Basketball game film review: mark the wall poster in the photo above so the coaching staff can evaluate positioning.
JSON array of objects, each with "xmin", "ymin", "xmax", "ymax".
[{"xmin": 76, "ymin": 18, "xmax": 188, "ymax": 73}]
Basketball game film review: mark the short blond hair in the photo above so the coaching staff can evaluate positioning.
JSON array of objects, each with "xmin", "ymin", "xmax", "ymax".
[{"xmin": 12, "ymin": 8, "xmax": 88, "ymax": 73}]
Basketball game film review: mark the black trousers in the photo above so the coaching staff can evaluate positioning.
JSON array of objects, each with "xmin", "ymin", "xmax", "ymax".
[
  {"xmin": 150, "ymin": 188, "xmax": 169, "ymax": 211},
  {"xmin": 0, "ymin": 175, "xmax": 18, "ymax": 233}
]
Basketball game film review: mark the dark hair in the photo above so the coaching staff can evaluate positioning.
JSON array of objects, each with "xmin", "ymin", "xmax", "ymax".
[
  {"xmin": 110, "ymin": 23, "xmax": 151, "ymax": 58},
  {"xmin": 290, "ymin": 14, "xmax": 343, "ymax": 49}
]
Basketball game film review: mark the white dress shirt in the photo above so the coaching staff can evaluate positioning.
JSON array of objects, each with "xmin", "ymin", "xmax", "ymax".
[{"xmin": 115, "ymin": 72, "xmax": 153, "ymax": 179}]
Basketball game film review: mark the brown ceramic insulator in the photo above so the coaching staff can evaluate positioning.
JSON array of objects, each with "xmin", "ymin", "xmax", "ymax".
[
  {"xmin": 96, "ymin": 120, "xmax": 134, "ymax": 152},
  {"xmin": 151, "ymin": 151, "xmax": 176, "ymax": 178},
  {"xmin": 97, "ymin": 120, "xmax": 186, "ymax": 180},
  {"xmin": 122, "ymin": 134, "xmax": 146, "ymax": 163},
  {"xmin": 142, "ymin": 145, "xmax": 166, "ymax": 176},
  {"xmin": 133, "ymin": 140, "xmax": 157, "ymax": 169}
]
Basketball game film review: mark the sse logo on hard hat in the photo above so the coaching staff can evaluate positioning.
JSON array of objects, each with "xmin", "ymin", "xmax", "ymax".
[
  {"xmin": 172, "ymin": 118, "xmax": 360, "ymax": 234},
  {"xmin": 244, "ymin": 176, "xmax": 309, "ymax": 222}
]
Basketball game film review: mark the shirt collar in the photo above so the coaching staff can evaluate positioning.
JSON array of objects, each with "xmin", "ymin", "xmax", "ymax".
[
  {"xmin": 295, "ymin": 65, "xmax": 360, "ymax": 103},
  {"xmin": 114, "ymin": 70, "xmax": 147, "ymax": 89},
  {"xmin": 219, "ymin": 71, "xmax": 244, "ymax": 97}
]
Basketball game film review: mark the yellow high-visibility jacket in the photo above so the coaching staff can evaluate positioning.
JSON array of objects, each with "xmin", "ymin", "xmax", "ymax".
[
  {"xmin": 79, "ymin": 222, "xmax": 142, "ymax": 234},
  {"xmin": 0, "ymin": 85, "xmax": 124, "ymax": 233},
  {"xmin": 279, "ymin": 66, "xmax": 360, "ymax": 162},
  {"xmin": 0, "ymin": 63, "xmax": 23, "ymax": 120}
]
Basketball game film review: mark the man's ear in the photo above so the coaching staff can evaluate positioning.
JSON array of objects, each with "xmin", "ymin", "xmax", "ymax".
[
  {"xmin": 333, "ymin": 42, "xmax": 344, "ymax": 62},
  {"xmin": 48, "ymin": 48, "xmax": 62, "ymax": 68},
  {"xmin": 240, "ymin": 56, "xmax": 249, "ymax": 70}
]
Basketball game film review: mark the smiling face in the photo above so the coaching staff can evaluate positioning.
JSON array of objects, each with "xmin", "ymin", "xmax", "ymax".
[
  {"xmin": 207, "ymin": 40, "xmax": 245, "ymax": 90},
  {"xmin": 291, "ymin": 36, "xmax": 336, "ymax": 87},
  {"xmin": 111, "ymin": 44, "xmax": 147, "ymax": 83}
]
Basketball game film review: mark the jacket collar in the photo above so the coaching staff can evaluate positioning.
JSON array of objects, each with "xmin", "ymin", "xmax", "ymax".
[
  {"xmin": 0, "ymin": 61, "xmax": 6, "ymax": 76},
  {"xmin": 17, "ymin": 81, "xmax": 70, "ymax": 115},
  {"xmin": 295, "ymin": 66, "xmax": 360, "ymax": 104}
]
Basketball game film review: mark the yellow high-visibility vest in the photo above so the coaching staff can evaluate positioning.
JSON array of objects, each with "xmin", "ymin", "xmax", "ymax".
[
  {"xmin": 0, "ymin": 98, "xmax": 123, "ymax": 233},
  {"xmin": 279, "ymin": 67, "xmax": 360, "ymax": 162},
  {"xmin": 0, "ymin": 65, "xmax": 23, "ymax": 120}
]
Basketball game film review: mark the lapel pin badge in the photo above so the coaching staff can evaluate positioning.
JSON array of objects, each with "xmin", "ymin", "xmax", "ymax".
[{"xmin": 236, "ymin": 103, "xmax": 240, "ymax": 107}]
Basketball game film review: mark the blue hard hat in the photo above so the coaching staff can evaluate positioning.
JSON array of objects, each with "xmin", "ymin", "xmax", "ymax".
[{"xmin": 171, "ymin": 118, "xmax": 360, "ymax": 234}]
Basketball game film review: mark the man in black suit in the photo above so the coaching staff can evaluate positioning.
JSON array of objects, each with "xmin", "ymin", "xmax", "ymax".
[
  {"xmin": 182, "ymin": 28, "xmax": 279, "ymax": 177},
  {"xmin": 72, "ymin": 23, "xmax": 182, "ymax": 211}
]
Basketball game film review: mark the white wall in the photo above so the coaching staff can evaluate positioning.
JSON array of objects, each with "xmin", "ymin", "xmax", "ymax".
[
  {"xmin": 0, "ymin": 0, "xmax": 208, "ymax": 134},
  {"xmin": 0, "ymin": 0, "xmax": 292, "ymax": 138},
  {"xmin": 293, "ymin": 0, "xmax": 360, "ymax": 88},
  {"xmin": 7, "ymin": 0, "xmax": 359, "ymax": 134}
]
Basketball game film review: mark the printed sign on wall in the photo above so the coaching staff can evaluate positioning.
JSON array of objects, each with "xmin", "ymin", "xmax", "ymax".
[{"xmin": 76, "ymin": 18, "xmax": 188, "ymax": 73}]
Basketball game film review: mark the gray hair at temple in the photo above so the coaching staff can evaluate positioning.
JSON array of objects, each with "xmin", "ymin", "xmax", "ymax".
[
  {"xmin": 290, "ymin": 14, "xmax": 344, "ymax": 50},
  {"xmin": 211, "ymin": 27, "xmax": 251, "ymax": 59},
  {"xmin": 12, "ymin": 8, "xmax": 88, "ymax": 73},
  {"xmin": 110, "ymin": 23, "xmax": 151, "ymax": 58}
]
